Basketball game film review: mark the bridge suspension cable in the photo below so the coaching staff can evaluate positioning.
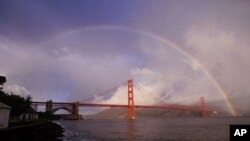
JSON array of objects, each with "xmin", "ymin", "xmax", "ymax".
[
  {"xmin": 31, "ymin": 79, "xmax": 209, "ymax": 119},
  {"xmin": 80, "ymin": 80, "xmax": 127, "ymax": 102},
  {"xmin": 133, "ymin": 82, "xmax": 167, "ymax": 105}
]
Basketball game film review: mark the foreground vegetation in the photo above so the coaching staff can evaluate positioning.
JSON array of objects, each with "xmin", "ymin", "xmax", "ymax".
[
  {"xmin": 0, "ymin": 76, "xmax": 32, "ymax": 117},
  {"xmin": 0, "ymin": 76, "xmax": 65, "ymax": 140}
]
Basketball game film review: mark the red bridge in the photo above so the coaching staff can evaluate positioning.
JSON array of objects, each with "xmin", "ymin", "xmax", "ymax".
[{"xmin": 32, "ymin": 80, "xmax": 208, "ymax": 120}]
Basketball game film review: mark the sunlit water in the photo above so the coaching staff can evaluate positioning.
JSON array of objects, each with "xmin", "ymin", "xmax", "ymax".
[{"xmin": 57, "ymin": 117, "xmax": 250, "ymax": 141}]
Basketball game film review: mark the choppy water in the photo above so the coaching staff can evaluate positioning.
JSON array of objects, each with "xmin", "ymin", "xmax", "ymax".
[{"xmin": 57, "ymin": 117, "xmax": 250, "ymax": 141}]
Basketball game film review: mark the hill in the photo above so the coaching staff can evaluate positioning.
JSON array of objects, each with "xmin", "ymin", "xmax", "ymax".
[{"xmin": 84, "ymin": 105, "xmax": 230, "ymax": 119}]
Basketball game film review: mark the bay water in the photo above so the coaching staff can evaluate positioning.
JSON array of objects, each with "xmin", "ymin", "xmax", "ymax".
[{"xmin": 57, "ymin": 117, "xmax": 250, "ymax": 141}]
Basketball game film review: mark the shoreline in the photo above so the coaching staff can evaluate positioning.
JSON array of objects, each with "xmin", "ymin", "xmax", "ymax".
[{"xmin": 0, "ymin": 120, "xmax": 64, "ymax": 141}]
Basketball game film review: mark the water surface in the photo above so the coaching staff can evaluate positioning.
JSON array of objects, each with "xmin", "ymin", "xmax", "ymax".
[{"xmin": 58, "ymin": 117, "xmax": 250, "ymax": 141}]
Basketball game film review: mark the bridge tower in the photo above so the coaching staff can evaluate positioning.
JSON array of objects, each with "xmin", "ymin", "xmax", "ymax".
[
  {"xmin": 128, "ymin": 79, "xmax": 135, "ymax": 120},
  {"xmin": 72, "ymin": 101, "xmax": 79, "ymax": 116},
  {"xmin": 46, "ymin": 100, "xmax": 53, "ymax": 113},
  {"xmin": 200, "ymin": 97, "xmax": 207, "ymax": 117}
]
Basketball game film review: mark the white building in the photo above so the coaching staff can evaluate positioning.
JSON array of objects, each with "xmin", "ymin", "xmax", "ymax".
[
  {"xmin": 20, "ymin": 108, "xmax": 39, "ymax": 121},
  {"xmin": 11, "ymin": 108, "xmax": 39, "ymax": 122},
  {"xmin": 0, "ymin": 102, "xmax": 11, "ymax": 128}
]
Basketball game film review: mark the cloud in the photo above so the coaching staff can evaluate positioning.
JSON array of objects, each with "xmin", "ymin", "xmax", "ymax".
[
  {"xmin": 0, "ymin": 1, "xmax": 249, "ymax": 116},
  {"xmin": 3, "ymin": 84, "xmax": 31, "ymax": 97},
  {"xmin": 97, "ymin": 23, "xmax": 250, "ymax": 115},
  {"xmin": 98, "ymin": 32, "xmax": 221, "ymax": 107},
  {"xmin": 184, "ymin": 23, "xmax": 250, "ymax": 111},
  {"xmin": 1, "ymin": 24, "xmax": 249, "ymax": 115},
  {"xmin": 0, "ymin": 29, "xmax": 144, "ymax": 103},
  {"xmin": 100, "ymin": 68, "xmax": 164, "ymax": 105}
]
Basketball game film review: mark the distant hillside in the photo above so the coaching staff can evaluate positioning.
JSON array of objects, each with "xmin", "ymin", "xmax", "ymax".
[
  {"xmin": 231, "ymin": 94, "xmax": 250, "ymax": 116},
  {"xmin": 136, "ymin": 108, "xmax": 201, "ymax": 118},
  {"xmin": 206, "ymin": 95, "xmax": 250, "ymax": 116},
  {"xmin": 85, "ymin": 108, "xmax": 127, "ymax": 119},
  {"xmin": 84, "ymin": 105, "xmax": 230, "ymax": 119}
]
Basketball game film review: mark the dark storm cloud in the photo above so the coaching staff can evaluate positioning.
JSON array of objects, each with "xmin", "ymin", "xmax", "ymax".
[{"xmin": 0, "ymin": 0, "xmax": 137, "ymax": 43}]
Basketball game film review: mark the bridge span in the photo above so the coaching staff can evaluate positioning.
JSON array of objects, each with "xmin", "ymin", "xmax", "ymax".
[{"xmin": 31, "ymin": 80, "xmax": 209, "ymax": 120}]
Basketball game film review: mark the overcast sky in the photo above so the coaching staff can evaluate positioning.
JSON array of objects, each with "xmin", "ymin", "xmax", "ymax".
[{"xmin": 0, "ymin": 0, "xmax": 250, "ymax": 114}]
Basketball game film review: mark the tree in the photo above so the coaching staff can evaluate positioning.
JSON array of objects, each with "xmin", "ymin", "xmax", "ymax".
[
  {"xmin": 0, "ymin": 92, "xmax": 32, "ymax": 116},
  {"xmin": 0, "ymin": 76, "xmax": 32, "ymax": 116},
  {"xmin": 0, "ymin": 75, "xmax": 7, "ymax": 85},
  {"xmin": 0, "ymin": 75, "xmax": 7, "ymax": 90}
]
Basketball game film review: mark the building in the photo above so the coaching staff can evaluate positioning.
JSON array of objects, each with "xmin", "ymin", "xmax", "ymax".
[
  {"xmin": 10, "ymin": 108, "xmax": 39, "ymax": 123},
  {"xmin": 20, "ymin": 108, "xmax": 39, "ymax": 121},
  {"xmin": 0, "ymin": 102, "xmax": 11, "ymax": 128}
]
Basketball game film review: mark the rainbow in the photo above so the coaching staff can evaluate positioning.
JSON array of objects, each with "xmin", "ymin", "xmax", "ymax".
[
  {"xmin": 52, "ymin": 25, "xmax": 237, "ymax": 116},
  {"xmin": 5, "ymin": 25, "xmax": 239, "ymax": 116}
]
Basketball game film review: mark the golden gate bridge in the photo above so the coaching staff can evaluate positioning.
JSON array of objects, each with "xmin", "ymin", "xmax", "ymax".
[{"xmin": 31, "ymin": 80, "xmax": 208, "ymax": 120}]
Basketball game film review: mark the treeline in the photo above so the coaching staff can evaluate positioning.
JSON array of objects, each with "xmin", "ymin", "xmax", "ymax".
[{"xmin": 0, "ymin": 76, "xmax": 32, "ymax": 117}]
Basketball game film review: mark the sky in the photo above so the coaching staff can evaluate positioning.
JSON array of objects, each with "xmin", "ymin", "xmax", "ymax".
[{"xmin": 0, "ymin": 0, "xmax": 250, "ymax": 115}]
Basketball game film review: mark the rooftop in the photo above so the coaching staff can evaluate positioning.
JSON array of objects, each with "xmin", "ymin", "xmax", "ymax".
[{"xmin": 0, "ymin": 102, "xmax": 11, "ymax": 109}]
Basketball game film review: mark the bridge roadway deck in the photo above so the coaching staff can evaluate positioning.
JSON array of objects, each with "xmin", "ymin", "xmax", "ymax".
[
  {"xmin": 32, "ymin": 101, "xmax": 204, "ymax": 111},
  {"xmin": 79, "ymin": 103, "xmax": 200, "ymax": 111}
]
